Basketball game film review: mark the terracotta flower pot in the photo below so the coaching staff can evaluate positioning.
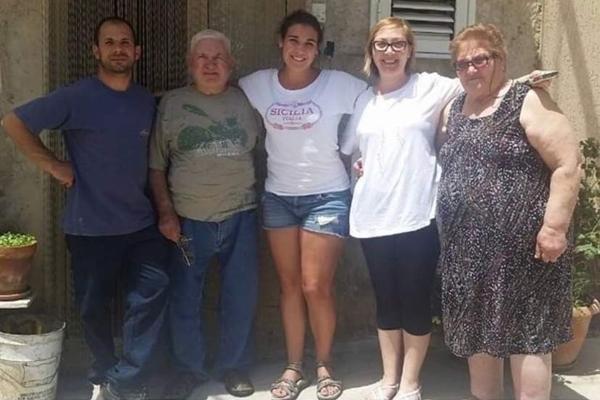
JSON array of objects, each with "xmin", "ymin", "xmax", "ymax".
[
  {"xmin": 0, "ymin": 243, "xmax": 37, "ymax": 300},
  {"xmin": 552, "ymin": 301, "xmax": 600, "ymax": 370}
]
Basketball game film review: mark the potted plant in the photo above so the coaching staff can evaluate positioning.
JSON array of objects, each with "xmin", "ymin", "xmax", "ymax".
[
  {"xmin": 0, "ymin": 232, "xmax": 37, "ymax": 301},
  {"xmin": 552, "ymin": 138, "xmax": 600, "ymax": 369}
]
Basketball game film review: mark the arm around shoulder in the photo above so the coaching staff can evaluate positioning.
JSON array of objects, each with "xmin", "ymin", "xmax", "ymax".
[{"xmin": 435, "ymin": 99, "xmax": 454, "ymax": 153}]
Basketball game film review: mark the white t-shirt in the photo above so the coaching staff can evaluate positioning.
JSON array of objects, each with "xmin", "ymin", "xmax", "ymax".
[
  {"xmin": 239, "ymin": 69, "xmax": 367, "ymax": 195},
  {"xmin": 341, "ymin": 72, "xmax": 461, "ymax": 238}
]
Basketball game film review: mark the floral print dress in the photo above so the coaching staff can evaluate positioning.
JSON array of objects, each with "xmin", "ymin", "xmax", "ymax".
[{"xmin": 438, "ymin": 83, "xmax": 572, "ymax": 357}]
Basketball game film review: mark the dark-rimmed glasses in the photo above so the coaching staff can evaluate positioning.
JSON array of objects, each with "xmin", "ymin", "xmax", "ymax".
[
  {"xmin": 372, "ymin": 40, "xmax": 409, "ymax": 53},
  {"xmin": 454, "ymin": 54, "xmax": 495, "ymax": 72}
]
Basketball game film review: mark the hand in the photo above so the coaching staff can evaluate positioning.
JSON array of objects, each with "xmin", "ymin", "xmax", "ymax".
[
  {"xmin": 353, "ymin": 158, "xmax": 364, "ymax": 178},
  {"xmin": 535, "ymin": 224, "xmax": 568, "ymax": 263},
  {"xmin": 158, "ymin": 211, "xmax": 181, "ymax": 242},
  {"xmin": 527, "ymin": 70, "xmax": 556, "ymax": 90},
  {"xmin": 49, "ymin": 160, "xmax": 74, "ymax": 188}
]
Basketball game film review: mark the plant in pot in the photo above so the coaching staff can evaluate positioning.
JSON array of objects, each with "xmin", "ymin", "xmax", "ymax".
[
  {"xmin": 0, "ymin": 232, "xmax": 37, "ymax": 301},
  {"xmin": 552, "ymin": 138, "xmax": 600, "ymax": 369}
]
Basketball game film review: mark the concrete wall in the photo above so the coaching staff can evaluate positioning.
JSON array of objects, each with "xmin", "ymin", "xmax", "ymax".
[
  {"xmin": 540, "ymin": 0, "xmax": 600, "ymax": 140},
  {"xmin": 476, "ymin": 0, "xmax": 542, "ymax": 77},
  {"xmin": 0, "ymin": 0, "xmax": 48, "ymax": 304}
]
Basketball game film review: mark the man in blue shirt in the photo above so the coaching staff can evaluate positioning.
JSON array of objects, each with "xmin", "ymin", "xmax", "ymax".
[{"xmin": 1, "ymin": 17, "xmax": 168, "ymax": 400}]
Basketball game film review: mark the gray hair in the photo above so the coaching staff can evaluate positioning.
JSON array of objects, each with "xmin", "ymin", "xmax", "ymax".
[{"xmin": 189, "ymin": 29, "xmax": 232, "ymax": 55}]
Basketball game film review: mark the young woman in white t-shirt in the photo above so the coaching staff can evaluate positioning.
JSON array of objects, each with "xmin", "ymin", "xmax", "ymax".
[
  {"xmin": 340, "ymin": 18, "xmax": 461, "ymax": 400},
  {"xmin": 239, "ymin": 10, "xmax": 366, "ymax": 400}
]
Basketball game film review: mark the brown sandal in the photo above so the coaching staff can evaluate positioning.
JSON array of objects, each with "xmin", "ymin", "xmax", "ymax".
[
  {"xmin": 316, "ymin": 361, "xmax": 343, "ymax": 400},
  {"xmin": 270, "ymin": 362, "xmax": 310, "ymax": 400}
]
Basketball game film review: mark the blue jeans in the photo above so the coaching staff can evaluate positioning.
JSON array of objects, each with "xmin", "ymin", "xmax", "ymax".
[
  {"xmin": 66, "ymin": 225, "xmax": 170, "ymax": 389},
  {"xmin": 169, "ymin": 209, "xmax": 259, "ymax": 378}
]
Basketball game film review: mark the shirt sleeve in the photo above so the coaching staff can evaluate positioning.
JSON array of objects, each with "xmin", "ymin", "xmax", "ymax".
[
  {"xmin": 340, "ymin": 112, "xmax": 360, "ymax": 156},
  {"xmin": 342, "ymin": 72, "xmax": 368, "ymax": 113},
  {"xmin": 148, "ymin": 96, "xmax": 171, "ymax": 171},
  {"xmin": 13, "ymin": 87, "xmax": 71, "ymax": 135},
  {"xmin": 238, "ymin": 72, "xmax": 260, "ymax": 110},
  {"xmin": 340, "ymin": 90, "xmax": 369, "ymax": 156},
  {"xmin": 433, "ymin": 74, "xmax": 463, "ymax": 108}
]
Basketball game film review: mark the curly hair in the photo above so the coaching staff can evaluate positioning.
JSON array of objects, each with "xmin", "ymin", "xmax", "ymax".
[{"xmin": 450, "ymin": 23, "xmax": 507, "ymax": 63}]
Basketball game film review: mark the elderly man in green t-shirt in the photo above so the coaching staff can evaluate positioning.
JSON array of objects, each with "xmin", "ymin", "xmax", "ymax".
[{"xmin": 149, "ymin": 29, "xmax": 260, "ymax": 399}]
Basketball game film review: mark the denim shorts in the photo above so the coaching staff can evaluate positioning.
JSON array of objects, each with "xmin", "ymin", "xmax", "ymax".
[{"xmin": 262, "ymin": 190, "xmax": 351, "ymax": 238}]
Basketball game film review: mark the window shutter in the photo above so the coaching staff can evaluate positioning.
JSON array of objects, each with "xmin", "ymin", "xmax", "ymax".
[{"xmin": 370, "ymin": 0, "xmax": 476, "ymax": 59}]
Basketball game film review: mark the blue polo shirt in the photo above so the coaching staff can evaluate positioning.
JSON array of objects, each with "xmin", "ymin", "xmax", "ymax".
[{"xmin": 14, "ymin": 77, "xmax": 156, "ymax": 236}]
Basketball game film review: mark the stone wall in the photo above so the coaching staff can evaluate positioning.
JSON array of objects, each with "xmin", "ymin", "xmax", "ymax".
[
  {"xmin": 541, "ymin": 0, "xmax": 600, "ymax": 140},
  {"xmin": 0, "ymin": 0, "xmax": 48, "ymax": 305}
]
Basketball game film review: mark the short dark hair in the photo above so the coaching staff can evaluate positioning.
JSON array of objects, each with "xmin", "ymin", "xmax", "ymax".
[
  {"xmin": 278, "ymin": 9, "xmax": 323, "ymax": 45},
  {"xmin": 94, "ymin": 16, "xmax": 137, "ymax": 45}
]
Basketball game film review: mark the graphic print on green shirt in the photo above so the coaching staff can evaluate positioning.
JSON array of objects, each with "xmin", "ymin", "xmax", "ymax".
[{"xmin": 178, "ymin": 104, "xmax": 248, "ymax": 153}]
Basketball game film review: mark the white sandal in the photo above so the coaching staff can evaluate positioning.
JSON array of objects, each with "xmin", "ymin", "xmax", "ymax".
[{"xmin": 365, "ymin": 381, "xmax": 399, "ymax": 400}]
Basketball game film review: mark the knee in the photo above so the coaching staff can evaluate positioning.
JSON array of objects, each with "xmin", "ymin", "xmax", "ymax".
[
  {"xmin": 302, "ymin": 280, "xmax": 332, "ymax": 301},
  {"xmin": 279, "ymin": 275, "xmax": 302, "ymax": 296}
]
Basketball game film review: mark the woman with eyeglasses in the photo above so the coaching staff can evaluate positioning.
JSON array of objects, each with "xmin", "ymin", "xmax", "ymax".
[
  {"xmin": 341, "ymin": 17, "xmax": 546, "ymax": 400},
  {"xmin": 340, "ymin": 17, "xmax": 462, "ymax": 400},
  {"xmin": 239, "ymin": 9, "xmax": 367, "ymax": 400},
  {"xmin": 436, "ymin": 24, "xmax": 580, "ymax": 400}
]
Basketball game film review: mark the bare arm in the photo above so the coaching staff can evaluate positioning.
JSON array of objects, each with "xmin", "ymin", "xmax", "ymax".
[
  {"xmin": 149, "ymin": 168, "xmax": 180, "ymax": 242},
  {"xmin": 520, "ymin": 88, "xmax": 582, "ymax": 262},
  {"xmin": 1, "ymin": 112, "xmax": 74, "ymax": 187},
  {"xmin": 435, "ymin": 100, "xmax": 453, "ymax": 154}
]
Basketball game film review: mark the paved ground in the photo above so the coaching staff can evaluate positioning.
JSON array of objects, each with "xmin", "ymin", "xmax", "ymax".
[{"xmin": 56, "ymin": 334, "xmax": 600, "ymax": 400}]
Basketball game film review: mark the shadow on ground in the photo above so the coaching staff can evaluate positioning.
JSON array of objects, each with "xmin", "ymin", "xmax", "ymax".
[{"xmin": 57, "ymin": 335, "xmax": 600, "ymax": 400}]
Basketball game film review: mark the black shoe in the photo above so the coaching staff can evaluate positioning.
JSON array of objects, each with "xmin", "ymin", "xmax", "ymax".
[
  {"xmin": 100, "ymin": 382, "xmax": 148, "ymax": 400},
  {"xmin": 160, "ymin": 372, "xmax": 207, "ymax": 400},
  {"xmin": 223, "ymin": 370, "xmax": 255, "ymax": 397}
]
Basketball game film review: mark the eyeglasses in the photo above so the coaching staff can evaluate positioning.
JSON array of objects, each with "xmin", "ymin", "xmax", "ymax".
[
  {"xmin": 372, "ymin": 40, "xmax": 409, "ymax": 53},
  {"xmin": 454, "ymin": 54, "xmax": 494, "ymax": 72}
]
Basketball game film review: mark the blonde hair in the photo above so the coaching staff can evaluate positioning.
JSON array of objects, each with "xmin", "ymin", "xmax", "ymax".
[
  {"xmin": 450, "ymin": 23, "xmax": 507, "ymax": 63},
  {"xmin": 363, "ymin": 17, "xmax": 416, "ymax": 78}
]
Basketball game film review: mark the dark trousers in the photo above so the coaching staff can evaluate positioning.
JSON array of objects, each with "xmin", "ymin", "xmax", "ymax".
[
  {"xmin": 66, "ymin": 225, "xmax": 170, "ymax": 389},
  {"xmin": 360, "ymin": 221, "xmax": 440, "ymax": 335}
]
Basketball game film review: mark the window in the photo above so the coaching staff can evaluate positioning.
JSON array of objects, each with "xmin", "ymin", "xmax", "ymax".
[{"xmin": 369, "ymin": 0, "xmax": 476, "ymax": 59}]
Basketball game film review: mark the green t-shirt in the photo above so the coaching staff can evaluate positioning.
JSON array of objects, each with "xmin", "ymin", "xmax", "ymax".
[{"xmin": 149, "ymin": 85, "xmax": 259, "ymax": 222}]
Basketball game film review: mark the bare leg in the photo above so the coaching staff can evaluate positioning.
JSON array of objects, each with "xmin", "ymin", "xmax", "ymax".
[
  {"xmin": 267, "ymin": 227, "xmax": 305, "ymax": 397},
  {"xmin": 379, "ymin": 329, "xmax": 404, "ymax": 385},
  {"xmin": 398, "ymin": 331, "xmax": 430, "ymax": 394},
  {"xmin": 364, "ymin": 329, "xmax": 402, "ymax": 399},
  {"xmin": 300, "ymin": 229, "xmax": 344, "ymax": 398},
  {"xmin": 468, "ymin": 353, "xmax": 504, "ymax": 400},
  {"xmin": 510, "ymin": 353, "xmax": 551, "ymax": 400}
]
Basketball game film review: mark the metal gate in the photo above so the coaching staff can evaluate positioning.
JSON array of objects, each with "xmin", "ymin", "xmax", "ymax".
[{"xmin": 45, "ymin": 0, "xmax": 305, "ymax": 342}]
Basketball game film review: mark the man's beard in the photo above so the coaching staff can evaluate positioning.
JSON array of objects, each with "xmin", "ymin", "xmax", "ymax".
[{"xmin": 99, "ymin": 58, "xmax": 134, "ymax": 74}]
